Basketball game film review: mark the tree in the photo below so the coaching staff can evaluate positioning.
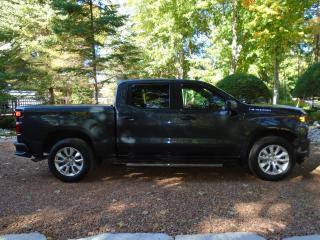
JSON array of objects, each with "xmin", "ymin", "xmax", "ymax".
[
  {"xmin": 305, "ymin": 0, "xmax": 320, "ymax": 62},
  {"xmin": 52, "ymin": 0, "xmax": 126, "ymax": 103},
  {"xmin": 0, "ymin": 0, "xmax": 100, "ymax": 104},
  {"xmin": 0, "ymin": 0, "xmax": 56, "ymax": 101},
  {"xmin": 103, "ymin": 38, "xmax": 146, "ymax": 80},
  {"xmin": 129, "ymin": 0, "xmax": 210, "ymax": 79},
  {"xmin": 0, "ymin": 67, "xmax": 10, "ymax": 100},
  {"xmin": 294, "ymin": 61, "xmax": 320, "ymax": 99},
  {"xmin": 205, "ymin": 0, "xmax": 255, "ymax": 79},
  {"xmin": 217, "ymin": 73, "xmax": 271, "ymax": 103},
  {"xmin": 230, "ymin": 0, "xmax": 239, "ymax": 73},
  {"xmin": 245, "ymin": 0, "xmax": 312, "ymax": 104}
]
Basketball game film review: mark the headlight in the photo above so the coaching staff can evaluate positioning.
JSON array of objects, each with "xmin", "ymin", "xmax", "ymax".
[{"xmin": 299, "ymin": 115, "xmax": 306, "ymax": 123}]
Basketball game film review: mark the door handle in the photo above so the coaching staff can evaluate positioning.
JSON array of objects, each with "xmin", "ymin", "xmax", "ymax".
[
  {"xmin": 180, "ymin": 115, "xmax": 195, "ymax": 120},
  {"xmin": 123, "ymin": 116, "xmax": 135, "ymax": 121}
]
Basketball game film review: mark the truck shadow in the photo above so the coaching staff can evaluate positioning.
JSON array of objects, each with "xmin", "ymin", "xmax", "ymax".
[
  {"xmin": 85, "ymin": 144, "xmax": 320, "ymax": 183},
  {"xmin": 89, "ymin": 166, "xmax": 253, "ymax": 183}
]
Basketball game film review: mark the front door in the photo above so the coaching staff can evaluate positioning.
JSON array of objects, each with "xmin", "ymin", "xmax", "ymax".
[{"xmin": 170, "ymin": 83, "xmax": 241, "ymax": 158}]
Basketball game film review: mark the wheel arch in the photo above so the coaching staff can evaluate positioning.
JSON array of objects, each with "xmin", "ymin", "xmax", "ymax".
[
  {"xmin": 43, "ymin": 129, "xmax": 95, "ymax": 154},
  {"xmin": 241, "ymin": 128, "xmax": 297, "ymax": 165}
]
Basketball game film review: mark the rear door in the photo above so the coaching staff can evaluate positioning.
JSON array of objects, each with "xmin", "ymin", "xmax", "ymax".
[{"xmin": 117, "ymin": 82, "xmax": 176, "ymax": 157}]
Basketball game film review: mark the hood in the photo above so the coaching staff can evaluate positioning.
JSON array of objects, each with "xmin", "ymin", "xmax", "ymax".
[{"xmin": 247, "ymin": 104, "xmax": 306, "ymax": 116}]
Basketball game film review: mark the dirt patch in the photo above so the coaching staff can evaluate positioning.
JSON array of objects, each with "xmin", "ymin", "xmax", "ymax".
[{"xmin": 0, "ymin": 143, "xmax": 319, "ymax": 240}]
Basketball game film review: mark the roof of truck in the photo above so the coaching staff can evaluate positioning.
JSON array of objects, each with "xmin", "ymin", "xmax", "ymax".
[{"xmin": 117, "ymin": 79, "xmax": 203, "ymax": 85}]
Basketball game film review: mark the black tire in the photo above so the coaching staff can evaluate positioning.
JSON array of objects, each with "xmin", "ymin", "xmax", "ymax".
[
  {"xmin": 48, "ymin": 138, "xmax": 94, "ymax": 182},
  {"xmin": 248, "ymin": 136, "xmax": 295, "ymax": 181}
]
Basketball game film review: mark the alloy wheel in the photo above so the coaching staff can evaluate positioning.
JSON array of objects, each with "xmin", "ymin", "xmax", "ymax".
[
  {"xmin": 54, "ymin": 147, "xmax": 84, "ymax": 177},
  {"xmin": 257, "ymin": 144, "xmax": 290, "ymax": 176}
]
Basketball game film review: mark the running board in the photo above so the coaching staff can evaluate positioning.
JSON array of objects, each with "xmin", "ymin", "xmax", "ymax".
[
  {"xmin": 31, "ymin": 157, "xmax": 46, "ymax": 162},
  {"xmin": 125, "ymin": 163, "xmax": 223, "ymax": 167}
]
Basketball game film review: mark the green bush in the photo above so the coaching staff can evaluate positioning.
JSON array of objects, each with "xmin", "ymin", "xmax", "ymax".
[
  {"xmin": 294, "ymin": 62, "xmax": 320, "ymax": 98},
  {"xmin": 216, "ymin": 73, "xmax": 271, "ymax": 104},
  {"xmin": 0, "ymin": 115, "xmax": 15, "ymax": 129},
  {"xmin": 278, "ymin": 99, "xmax": 297, "ymax": 107},
  {"xmin": 308, "ymin": 111, "xmax": 320, "ymax": 122},
  {"xmin": 0, "ymin": 90, "xmax": 14, "ymax": 101}
]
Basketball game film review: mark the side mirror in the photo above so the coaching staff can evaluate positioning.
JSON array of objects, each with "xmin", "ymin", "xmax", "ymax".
[{"xmin": 226, "ymin": 100, "xmax": 238, "ymax": 111}]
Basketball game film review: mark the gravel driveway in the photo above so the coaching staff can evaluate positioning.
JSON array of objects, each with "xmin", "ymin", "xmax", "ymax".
[{"xmin": 0, "ymin": 143, "xmax": 319, "ymax": 240}]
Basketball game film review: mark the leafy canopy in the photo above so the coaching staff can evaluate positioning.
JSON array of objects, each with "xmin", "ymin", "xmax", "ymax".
[{"xmin": 129, "ymin": 0, "xmax": 210, "ymax": 78}]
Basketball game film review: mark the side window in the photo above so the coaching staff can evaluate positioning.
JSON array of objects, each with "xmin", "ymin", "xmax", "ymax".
[
  {"xmin": 182, "ymin": 86, "xmax": 226, "ymax": 111},
  {"xmin": 131, "ymin": 84, "xmax": 169, "ymax": 109}
]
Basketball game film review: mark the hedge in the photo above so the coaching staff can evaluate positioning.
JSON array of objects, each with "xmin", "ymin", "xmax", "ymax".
[{"xmin": 0, "ymin": 115, "xmax": 15, "ymax": 129}]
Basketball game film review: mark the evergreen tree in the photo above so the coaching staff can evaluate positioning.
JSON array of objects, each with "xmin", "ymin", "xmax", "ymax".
[{"xmin": 52, "ymin": 0, "xmax": 126, "ymax": 103}]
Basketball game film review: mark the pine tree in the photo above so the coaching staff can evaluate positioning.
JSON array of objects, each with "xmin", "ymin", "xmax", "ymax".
[{"xmin": 52, "ymin": 0, "xmax": 126, "ymax": 103}]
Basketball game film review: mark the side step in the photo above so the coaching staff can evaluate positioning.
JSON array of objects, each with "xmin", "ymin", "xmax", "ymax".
[
  {"xmin": 125, "ymin": 163, "xmax": 223, "ymax": 167},
  {"xmin": 31, "ymin": 158, "xmax": 44, "ymax": 162},
  {"xmin": 31, "ymin": 156, "xmax": 47, "ymax": 162}
]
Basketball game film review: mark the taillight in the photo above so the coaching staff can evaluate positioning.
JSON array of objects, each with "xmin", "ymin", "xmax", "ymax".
[
  {"xmin": 14, "ymin": 111, "xmax": 23, "ymax": 135},
  {"xmin": 15, "ymin": 111, "xmax": 23, "ymax": 119},
  {"xmin": 16, "ymin": 122, "xmax": 22, "ymax": 135}
]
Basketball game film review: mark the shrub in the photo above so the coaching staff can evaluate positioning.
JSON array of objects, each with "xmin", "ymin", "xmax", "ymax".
[
  {"xmin": 0, "ymin": 92, "xmax": 13, "ymax": 101},
  {"xmin": 294, "ymin": 62, "xmax": 320, "ymax": 98},
  {"xmin": 308, "ymin": 111, "xmax": 320, "ymax": 122},
  {"xmin": 216, "ymin": 73, "xmax": 271, "ymax": 104},
  {"xmin": 278, "ymin": 99, "xmax": 296, "ymax": 107},
  {"xmin": 0, "ymin": 115, "xmax": 15, "ymax": 129}
]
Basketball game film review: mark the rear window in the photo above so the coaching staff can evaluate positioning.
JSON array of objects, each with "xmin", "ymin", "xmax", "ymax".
[{"xmin": 130, "ymin": 84, "xmax": 169, "ymax": 109}]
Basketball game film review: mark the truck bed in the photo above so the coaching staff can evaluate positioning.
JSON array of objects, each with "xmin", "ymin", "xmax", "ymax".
[{"xmin": 16, "ymin": 105, "xmax": 116, "ymax": 159}]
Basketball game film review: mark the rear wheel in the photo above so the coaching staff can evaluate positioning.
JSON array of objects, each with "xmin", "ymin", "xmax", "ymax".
[
  {"xmin": 48, "ymin": 138, "xmax": 94, "ymax": 182},
  {"xmin": 248, "ymin": 136, "xmax": 295, "ymax": 181}
]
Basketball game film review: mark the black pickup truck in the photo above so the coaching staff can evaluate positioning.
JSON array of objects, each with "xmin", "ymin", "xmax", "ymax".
[{"xmin": 14, "ymin": 79, "xmax": 310, "ymax": 182}]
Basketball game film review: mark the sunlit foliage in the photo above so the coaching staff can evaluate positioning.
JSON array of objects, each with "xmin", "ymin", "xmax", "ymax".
[{"xmin": 0, "ymin": 0, "xmax": 320, "ymax": 104}]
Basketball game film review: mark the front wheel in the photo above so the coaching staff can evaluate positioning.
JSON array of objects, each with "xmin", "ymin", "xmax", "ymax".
[
  {"xmin": 48, "ymin": 138, "xmax": 94, "ymax": 182},
  {"xmin": 248, "ymin": 136, "xmax": 295, "ymax": 181}
]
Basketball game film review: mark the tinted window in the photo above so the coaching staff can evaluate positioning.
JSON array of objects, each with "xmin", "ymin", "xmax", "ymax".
[
  {"xmin": 131, "ymin": 84, "xmax": 169, "ymax": 109},
  {"xmin": 182, "ymin": 86, "xmax": 225, "ymax": 111}
]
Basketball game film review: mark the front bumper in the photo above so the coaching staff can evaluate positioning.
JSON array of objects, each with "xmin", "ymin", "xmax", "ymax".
[
  {"xmin": 14, "ymin": 142, "xmax": 32, "ymax": 158},
  {"xmin": 294, "ymin": 137, "xmax": 310, "ymax": 162}
]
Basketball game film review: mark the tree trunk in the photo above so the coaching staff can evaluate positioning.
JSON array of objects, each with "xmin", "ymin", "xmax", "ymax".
[
  {"xmin": 89, "ymin": 0, "xmax": 99, "ymax": 104},
  {"xmin": 65, "ymin": 81, "xmax": 71, "ymax": 104},
  {"xmin": 282, "ymin": 70, "xmax": 287, "ymax": 102},
  {"xmin": 315, "ymin": 34, "xmax": 320, "ymax": 62},
  {"xmin": 315, "ymin": 0, "xmax": 320, "ymax": 62},
  {"xmin": 230, "ymin": 0, "xmax": 239, "ymax": 74},
  {"xmin": 178, "ymin": 48, "xmax": 185, "ymax": 79},
  {"xmin": 297, "ymin": 48, "xmax": 301, "ymax": 76},
  {"xmin": 273, "ymin": 47, "xmax": 280, "ymax": 105},
  {"xmin": 48, "ymin": 87, "xmax": 55, "ymax": 104},
  {"xmin": 188, "ymin": 39, "xmax": 192, "ymax": 57}
]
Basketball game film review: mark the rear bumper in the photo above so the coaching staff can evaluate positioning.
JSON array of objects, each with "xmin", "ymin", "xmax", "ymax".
[{"xmin": 14, "ymin": 142, "xmax": 32, "ymax": 158}]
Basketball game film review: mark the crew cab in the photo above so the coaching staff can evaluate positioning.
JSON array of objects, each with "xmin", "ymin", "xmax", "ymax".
[{"xmin": 14, "ymin": 79, "xmax": 310, "ymax": 182}]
